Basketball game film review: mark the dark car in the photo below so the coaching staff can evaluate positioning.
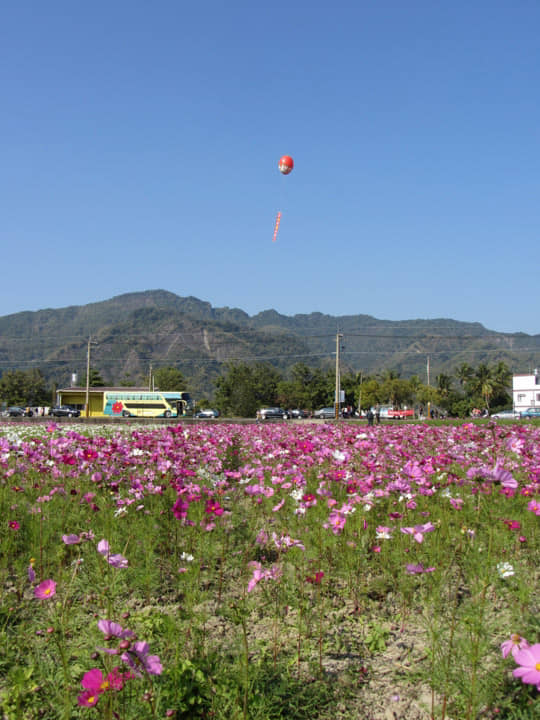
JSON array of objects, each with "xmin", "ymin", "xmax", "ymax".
[
  {"xmin": 256, "ymin": 407, "xmax": 289, "ymax": 420},
  {"xmin": 4, "ymin": 406, "xmax": 27, "ymax": 417},
  {"xmin": 288, "ymin": 409, "xmax": 309, "ymax": 419},
  {"xmin": 194, "ymin": 409, "xmax": 220, "ymax": 418},
  {"xmin": 313, "ymin": 407, "xmax": 337, "ymax": 419},
  {"xmin": 520, "ymin": 407, "xmax": 540, "ymax": 419},
  {"xmin": 50, "ymin": 405, "xmax": 81, "ymax": 418}
]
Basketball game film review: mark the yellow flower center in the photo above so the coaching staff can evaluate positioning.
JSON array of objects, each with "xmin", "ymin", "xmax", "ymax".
[
  {"xmin": 44, "ymin": 588, "xmax": 51, "ymax": 595},
  {"xmin": 511, "ymin": 634, "xmax": 521, "ymax": 644},
  {"xmin": 100, "ymin": 680, "xmax": 109, "ymax": 691},
  {"xmin": 88, "ymin": 694, "xmax": 96, "ymax": 704},
  {"xmin": 536, "ymin": 662, "xmax": 540, "ymax": 672}
]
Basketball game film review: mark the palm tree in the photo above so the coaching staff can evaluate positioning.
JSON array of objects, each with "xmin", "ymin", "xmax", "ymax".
[
  {"xmin": 493, "ymin": 361, "xmax": 512, "ymax": 391},
  {"xmin": 436, "ymin": 373, "xmax": 453, "ymax": 397},
  {"xmin": 481, "ymin": 378, "xmax": 495, "ymax": 411},
  {"xmin": 469, "ymin": 363, "xmax": 495, "ymax": 411},
  {"xmin": 455, "ymin": 362, "xmax": 473, "ymax": 389}
]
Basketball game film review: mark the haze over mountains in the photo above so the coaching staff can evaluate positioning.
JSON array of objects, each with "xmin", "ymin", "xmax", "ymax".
[{"xmin": 0, "ymin": 290, "xmax": 538, "ymax": 399}]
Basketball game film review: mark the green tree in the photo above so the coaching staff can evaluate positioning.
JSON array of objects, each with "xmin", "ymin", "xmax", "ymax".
[
  {"xmin": 0, "ymin": 369, "xmax": 50, "ymax": 406},
  {"xmin": 358, "ymin": 377, "xmax": 382, "ymax": 410},
  {"xmin": 378, "ymin": 371, "xmax": 414, "ymax": 408},
  {"xmin": 455, "ymin": 362, "xmax": 473, "ymax": 390},
  {"xmin": 153, "ymin": 367, "xmax": 186, "ymax": 391},
  {"xmin": 81, "ymin": 367, "xmax": 106, "ymax": 387},
  {"xmin": 215, "ymin": 363, "xmax": 282, "ymax": 417},
  {"xmin": 276, "ymin": 364, "xmax": 334, "ymax": 410}
]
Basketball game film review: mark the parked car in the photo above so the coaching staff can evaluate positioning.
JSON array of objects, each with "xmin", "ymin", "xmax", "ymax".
[
  {"xmin": 50, "ymin": 405, "xmax": 81, "ymax": 418},
  {"xmin": 313, "ymin": 407, "xmax": 337, "ymax": 419},
  {"xmin": 491, "ymin": 410, "xmax": 520, "ymax": 420},
  {"xmin": 3, "ymin": 406, "xmax": 28, "ymax": 417},
  {"xmin": 288, "ymin": 409, "xmax": 309, "ymax": 419},
  {"xmin": 256, "ymin": 407, "xmax": 289, "ymax": 420},
  {"xmin": 520, "ymin": 407, "xmax": 540, "ymax": 419},
  {"xmin": 194, "ymin": 409, "xmax": 220, "ymax": 418}
]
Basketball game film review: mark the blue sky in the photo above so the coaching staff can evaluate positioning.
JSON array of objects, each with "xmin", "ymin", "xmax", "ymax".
[{"xmin": 2, "ymin": 1, "xmax": 539, "ymax": 334}]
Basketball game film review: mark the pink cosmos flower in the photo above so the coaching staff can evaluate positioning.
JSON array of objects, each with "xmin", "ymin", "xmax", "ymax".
[
  {"xmin": 77, "ymin": 666, "xmax": 126, "ymax": 706},
  {"xmin": 77, "ymin": 689, "xmax": 100, "ymax": 707},
  {"xmin": 34, "ymin": 579, "xmax": 56, "ymax": 600},
  {"xmin": 501, "ymin": 634, "xmax": 529, "ymax": 659},
  {"xmin": 512, "ymin": 643, "xmax": 540, "ymax": 687},
  {"xmin": 324, "ymin": 510, "xmax": 346, "ymax": 535},
  {"xmin": 97, "ymin": 619, "xmax": 134, "ymax": 640},
  {"xmin": 247, "ymin": 562, "xmax": 265, "ymax": 593},
  {"xmin": 400, "ymin": 522, "xmax": 436, "ymax": 543},
  {"xmin": 527, "ymin": 499, "xmax": 540, "ymax": 516},
  {"xmin": 62, "ymin": 533, "xmax": 81, "ymax": 544},
  {"xmin": 81, "ymin": 668, "xmax": 108, "ymax": 693},
  {"xmin": 490, "ymin": 464, "xmax": 518, "ymax": 489},
  {"xmin": 97, "ymin": 539, "xmax": 128, "ymax": 568},
  {"xmin": 9, "ymin": 520, "xmax": 20, "ymax": 530},
  {"xmin": 108, "ymin": 553, "xmax": 128, "ymax": 568},
  {"xmin": 272, "ymin": 498, "xmax": 285, "ymax": 512},
  {"xmin": 247, "ymin": 561, "xmax": 282, "ymax": 592},
  {"xmin": 172, "ymin": 497, "xmax": 189, "ymax": 520},
  {"xmin": 205, "ymin": 499, "xmax": 224, "ymax": 516},
  {"xmin": 106, "ymin": 666, "xmax": 127, "ymax": 691},
  {"xmin": 97, "ymin": 539, "xmax": 110, "ymax": 555},
  {"xmin": 255, "ymin": 529, "xmax": 268, "ymax": 546},
  {"xmin": 121, "ymin": 641, "xmax": 162, "ymax": 676},
  {"xmin": 406, "ymin": 563, "xmax": 435, "ymax": 575}
]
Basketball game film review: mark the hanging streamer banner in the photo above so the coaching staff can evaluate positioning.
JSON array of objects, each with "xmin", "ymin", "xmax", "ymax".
[{"xmin": 272, "ymin": 211, "xmax": 281, "ymax": 242}]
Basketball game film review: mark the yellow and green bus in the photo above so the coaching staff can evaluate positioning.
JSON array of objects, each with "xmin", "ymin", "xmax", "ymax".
[{"xmin": 103, "ymin": 391, "xmax": 193, "ymax": 418}]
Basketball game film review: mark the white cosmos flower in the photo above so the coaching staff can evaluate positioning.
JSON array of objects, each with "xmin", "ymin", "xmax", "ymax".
[
  {"xmin": 497, "ymin": 562, "xmax": 515, "ymax": 579},
  {"xmin": 180, "ymin": 552, "xmax": 194, "ymax": 562}
]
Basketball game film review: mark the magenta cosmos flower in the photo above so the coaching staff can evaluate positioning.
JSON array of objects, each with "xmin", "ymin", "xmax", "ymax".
[
  {"xmin": 34, "ymin": 579, "xmax": 56, "ymax": 600},
  {"xmin": 512, "ymin": 643, "xmax": 540, "ymax": 687},
  {"xmin": 77, "ymin": 668, "xmax": 106, "ymax": 707}
]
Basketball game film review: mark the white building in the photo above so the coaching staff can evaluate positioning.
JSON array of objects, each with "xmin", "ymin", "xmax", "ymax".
[{"xmin": 513, "ymin": 370, "xmax": 540, "ymax": 412}]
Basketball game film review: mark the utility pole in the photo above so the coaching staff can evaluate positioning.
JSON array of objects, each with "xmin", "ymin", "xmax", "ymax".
[
  {"xmin": 335, "ymin": 332, "xmax": 342, "ymax": 419},
  {"xmin": 427, "ymin": 355, "xmax": 431, "ymax": 420},
  {"xmin": 84, "ymin": 337, "xmax": 98, "ymax": 418},
  {"xmin": 148, "ymin": 363, "xmax": 153, "ymax": 391},
  {"xmin": 357, "ymin": 370, "xmax": 363, "ymax": 415}
]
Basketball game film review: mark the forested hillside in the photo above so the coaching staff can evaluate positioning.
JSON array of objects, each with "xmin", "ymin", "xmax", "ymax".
[{"xmin": 0, "ymin": 289, "xmax": 538, "ymax": 399}]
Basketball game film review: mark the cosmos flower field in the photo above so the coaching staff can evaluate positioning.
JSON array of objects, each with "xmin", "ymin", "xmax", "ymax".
[{"xmin": 1, "ymin": 420, "xmax": 538, "ymax": 719}]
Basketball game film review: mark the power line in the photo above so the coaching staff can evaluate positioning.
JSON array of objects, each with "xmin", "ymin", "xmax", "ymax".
[{"xmin": 0, "ymin": 346, "xmax": 537, "ymax": 369}]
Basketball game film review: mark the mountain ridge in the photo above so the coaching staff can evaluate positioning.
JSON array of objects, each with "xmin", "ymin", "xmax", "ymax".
[{"xmin": 0, "ymin": 289, "xmax": 538, "ymax": 399}]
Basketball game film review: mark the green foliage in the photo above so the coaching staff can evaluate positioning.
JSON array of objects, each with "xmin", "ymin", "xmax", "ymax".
[
  {"xmin": 153, "ymin": 366, "xmax": 186, "ymax": 391},
  {"xmin": 277, "ymin": 363, "xmax": 335, "ymax": 409},
  {"xmin": 364, "ymin": 622, "xmax": 390, "ymax": 654},
  {"xmin": 80, "ymin": 367, "xmax": 105, "ymax": 387},
  {"xmin": 0, "ymin": 368, "xmax": 49, "ymax": 405},
  {"xmin": 215, "ymin": 362, "xmax": 281, "ymax": 416}
]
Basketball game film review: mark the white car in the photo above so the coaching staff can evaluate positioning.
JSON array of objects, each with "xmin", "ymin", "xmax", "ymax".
[{"xmin": 490, "ymin": 410, "xmax": 520, "ymax": 420}]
